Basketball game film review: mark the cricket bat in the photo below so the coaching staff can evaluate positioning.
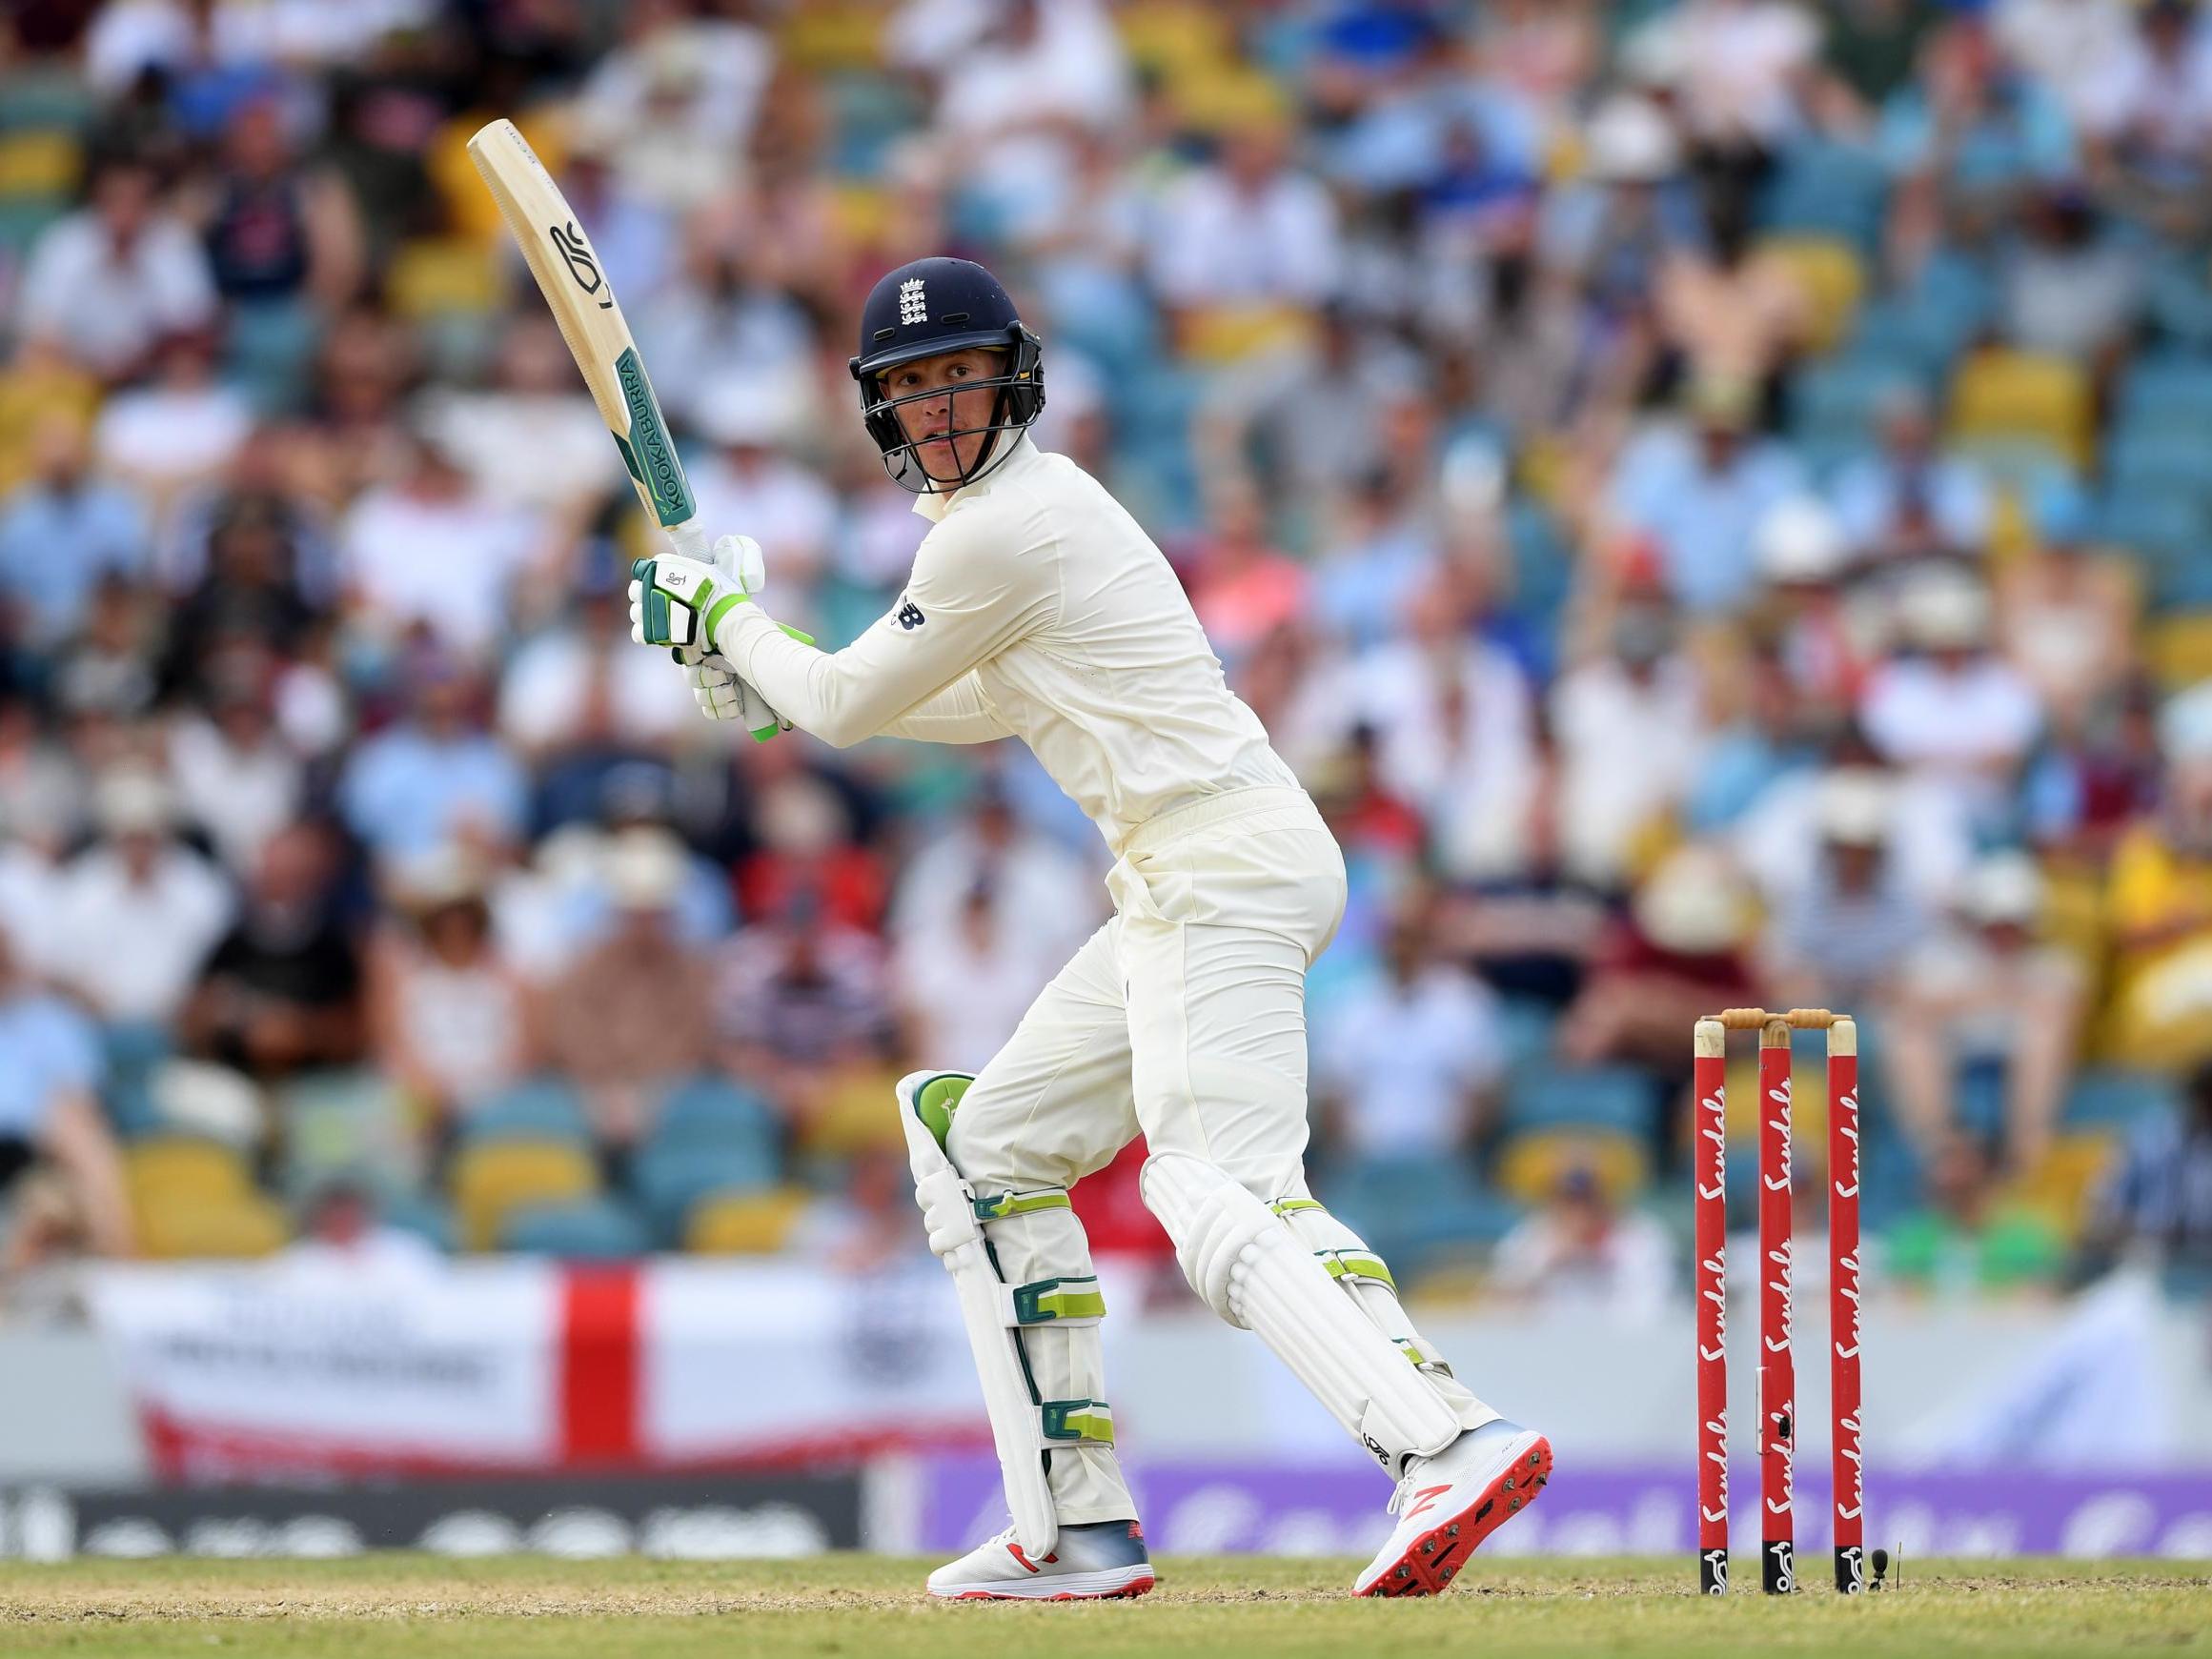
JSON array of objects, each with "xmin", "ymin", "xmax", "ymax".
[{"xmin": 466, "ymin": 116, "xmax": 783, "ymax": 738}]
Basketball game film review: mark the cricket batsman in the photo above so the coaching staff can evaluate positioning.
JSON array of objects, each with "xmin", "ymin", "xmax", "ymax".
[{"xmin": 628, "ymin": 256, "xmax": 1550, "ymax": 1599}]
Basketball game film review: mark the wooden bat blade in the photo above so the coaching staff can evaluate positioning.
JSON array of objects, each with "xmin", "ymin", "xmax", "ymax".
[{"xmin": 465, "ymin": 117, "xmax": 697, "ymax": 539}]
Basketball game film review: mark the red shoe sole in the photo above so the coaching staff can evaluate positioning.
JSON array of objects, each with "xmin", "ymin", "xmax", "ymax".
[
  {"xmin": 1360, "ymin": 1435, "xmax": 1553, "ymax": 1598},
  {"xmin": 948, "ymin": 1575, "xmax": 1156, "ymax": 1602}
]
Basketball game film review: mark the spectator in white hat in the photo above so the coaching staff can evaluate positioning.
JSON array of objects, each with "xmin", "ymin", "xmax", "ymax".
[
  {"xmin": 1859, "ymin": 570, "xmax": 2043, "ymax": 818},
  {"xmin": 1761, "ymin": 767, "xmax": 1932, "ymax": 1014},
  {"xmin": 1884, "ymin": 850, "xmax": 2086, "ymax": 1177},
  {"xmin": 50, "ymin": 768, "xmax": 233, "ymax": 1028},
  {"xmin": 531, "ymin": 827, "xmax": 715, "ymax": 1155}
]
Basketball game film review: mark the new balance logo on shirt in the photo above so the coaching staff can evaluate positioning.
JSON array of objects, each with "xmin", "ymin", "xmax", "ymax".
[{"xmin": 896, "ymin": 600, "xmax": 926, "ymax": 630}]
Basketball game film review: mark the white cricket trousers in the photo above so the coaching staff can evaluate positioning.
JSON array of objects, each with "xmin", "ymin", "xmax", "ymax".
[{"xmin": 944, "ymin": 787, "xmax": 1349, "ymax": 1523}]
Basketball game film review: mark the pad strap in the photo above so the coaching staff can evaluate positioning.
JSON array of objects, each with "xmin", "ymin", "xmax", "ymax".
[
  {"xmin": 1006, "ymin": 1275, "xmax": 1106, "ymax": 1326},
  {"xmin": 972, "ymin": 1186, "xmax": 1073, "ymax": 1223},
  {"xmin": 1396, "ymin": 1337, "xmax": 1454, "ymax": 1376},
  {"xmin": 1318, "ymin": 1248, "xmax": 1396, "ymax": 1290},
  {"xmin": 1040, "ymin": 1399, "xmax": 1115, "ymax": 1445}
]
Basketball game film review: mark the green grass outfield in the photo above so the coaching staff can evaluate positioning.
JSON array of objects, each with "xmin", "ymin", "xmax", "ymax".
[{"xmin": 3, "ymin": 1555, "xmax": 2207, "ymax": 1658}]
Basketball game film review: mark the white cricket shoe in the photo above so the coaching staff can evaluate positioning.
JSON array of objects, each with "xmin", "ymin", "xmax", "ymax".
[
  {"xmin": 1353, "ymin": 1418, "xmax": 1552, "ymax": 1597},
  {"xmin": 927, "ymin": 1518, "xmax": 1156, "ymax": 1601}
]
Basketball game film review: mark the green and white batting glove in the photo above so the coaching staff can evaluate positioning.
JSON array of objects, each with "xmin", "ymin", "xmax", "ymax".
[
  {"xmin": 632, "ymin": 535, "xmax": 814, "ymax": 741},
  {"xmin": 631, "ymin": 550, "xmax": 749, "ymax": 654}
]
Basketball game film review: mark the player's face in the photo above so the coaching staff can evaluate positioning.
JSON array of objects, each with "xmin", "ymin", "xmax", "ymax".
[{"xmin": 885, "ymin": 348, "xmax": 1007, "ymax": 482}]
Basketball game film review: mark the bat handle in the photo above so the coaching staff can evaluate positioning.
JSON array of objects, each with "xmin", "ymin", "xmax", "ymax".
[
  {"xmin": 663, "ymin": 517, "xmax": 709, "ymax": 560},
  {"xmin": 660, "ymin": 516, "xmax": 785, "ymax": 742}
]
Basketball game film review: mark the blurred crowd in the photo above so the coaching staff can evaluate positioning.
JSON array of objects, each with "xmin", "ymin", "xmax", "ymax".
[{"xmin": 3, "ymin": 0, "xmax": 2212, "ymax": 1315}]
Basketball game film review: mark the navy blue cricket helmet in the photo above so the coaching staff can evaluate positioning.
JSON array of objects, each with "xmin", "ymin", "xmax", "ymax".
[{"xmin": 849, "ymin": 256, "xmax": 1045, "ymax": 494}]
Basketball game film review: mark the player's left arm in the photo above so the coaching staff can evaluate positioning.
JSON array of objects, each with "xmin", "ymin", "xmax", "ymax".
[
  {"xmin": 635, "ymin": 503, "xmax": 1054, "ymax": 749},
  {"xmin": 877, "ymin": 670, "xmax": 1014, "ymax": 743}
]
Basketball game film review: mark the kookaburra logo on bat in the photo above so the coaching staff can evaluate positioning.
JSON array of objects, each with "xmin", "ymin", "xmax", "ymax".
[{"xmin": 549, "ymin": 222, "xmax": 614, "ymax": 310}]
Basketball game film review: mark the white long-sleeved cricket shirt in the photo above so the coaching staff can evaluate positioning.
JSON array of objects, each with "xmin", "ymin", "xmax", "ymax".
[{"xmin": 712, "ymin": 435, "xmax": 1301, "ymax": 853}]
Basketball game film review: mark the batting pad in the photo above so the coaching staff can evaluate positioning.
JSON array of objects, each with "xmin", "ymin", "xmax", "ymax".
[
  {"xmin": 898, "ymin": 1071, "xmax": 1117, "ymax": 1555},
  {"xmin": 1141, "ymin": 1151, "xmax": 1470, "ymax": 1475}
]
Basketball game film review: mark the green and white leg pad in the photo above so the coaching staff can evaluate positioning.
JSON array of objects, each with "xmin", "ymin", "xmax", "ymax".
[
  {"xmin": 1268, "ymin": 1194, "xmax": 1499, "ymax": 1439},
  {"xmin": 1141, "ymin": 1151, "xmax": 1494, "ymax": 1477},
  {"xmin": 897, "ymin": 1070, "xmax": 1115, "ymax": 1557}
]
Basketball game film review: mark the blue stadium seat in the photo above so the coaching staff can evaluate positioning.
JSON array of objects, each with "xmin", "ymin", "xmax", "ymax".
[
  {"xmin": 2146, "ymin": 253, "xmax": 2212, "ymax": 350},
  {"xmin": 461, "ymin": 1078, "xmax": 594, "ymax": 1144},
  {"xmin": 822, "ymin": 72, "xmax": 923, "ymax": 178},
  {"xmin": 2063, "ymin": 1069, "xmax": 2179, "ymax": 1127},
  {"xmin": 653, "ymin": 1076, "xmax": 780, "ymax": 1148},
  {"xmin": 1504, "ymin": 1065, "xmax": 1650, "ymax": 1135},
  {"xmin": 631, "ymin": 1143, "xmax": 781, "ymax": 1248},
  {"xmin": 1847, "ymin": 298, "xmax": 1961, "ymax": 380},
  {"xmin": 1789, "ymin": 353, "xmax": 1925, "ymax": 474},
  {"xmin": 2095, "ymin": 490, "xmax": 2211, "ymax": 608},
  {"xmin": 1495, "ymin": 996, "xmax": 1562, "ymax": 1081},
  {"xmin": 2106, "ymin": 426, "xmax": 2212, "ymax": 504},
  {"xmin": 1904, "ymin": 252, "xmax": 1998, "ymax": 358},
  {"xmin": 1506, "ymin": 500, "xmax": 1573, "ymax": 632},
  {"xmin": 499, "ymin": 1196, "xmax": 650, "ymax": 1259},
  {"xmin": 1314, "ymin": 1154, "xmax": 1512, "ymax": 1274},
  {"xmin": 1760, "ymin": 136, "xmax": 1889, "ymax": 251},
  {"xmin": 382, "ymin": 1194, "xmax": 457, "ymax": 1252},
  {"xmin": 100, "ymin": 1022, "xmax": 171, "ymax": 1139},
  {"xmin": 2117, "ymin": 354, "xmax": 2212, "ymax": 432}
]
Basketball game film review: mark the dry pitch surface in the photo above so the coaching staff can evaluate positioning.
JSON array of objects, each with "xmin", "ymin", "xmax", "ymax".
[{"xmin": 3, "ymin": 1555, "xmax": 2206, "ymax": 1658}]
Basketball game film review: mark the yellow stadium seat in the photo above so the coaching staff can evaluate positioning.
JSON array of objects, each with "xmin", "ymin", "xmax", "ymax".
[
  {"xmin": 1984, "ymin": 480, "xmax": 2033, "ymax": 569},
  {"xmin": 797, "ymin": 1061, "xmax": 909, "ymax": 1159},
  {"xmin": 1117, "ymin": 1, "xmax": 1238, "ymax": 85},
  {"xmin": 826, "ymin": 182, "xmax": 893, "ymax": 248},
  {"xmin": 1173, "ymin": 66, "xmax": 1290, "ymax": 137},
  {"xmin": 387, "ymin": 236, "xmax": 505, "ymax": 319},
  {"xmin": 1176, "ymin": 302, "xmax": 1314, "ymax": 366},
  {"xmin": 1495, "ymin": 1128, "xmax": 1651, "ymax": 1206},
  {"xmin": 0, "ymin": 130, "xmax": 82, "ymax": 197},
  {"xmin": 2147, "ymin": 611, "xmax": 2212, "ymax": 689},
  {"xmin": 776, "ymin": 1, "xmax": 888, "ymax": 71},
  {"xmin": 125, "ymin": 1138, "xmax": 254, "ymax": 1212},
  {"xmin": 1949, "ymin": 349, "xmax": 2095, "ymax": 471},
  {"xmin": 686, "ymin": 1187, "xmax": 812, "ymax": 1255},
  {"xmin": 0, "ymin": 359, "xmax": 100, "ymax": 497},
  {"xmin": 2039, "ymin": 856, "xmax": 2111, "ymax": 988},
  {"xmin": 451, "ymin": 1140, "xmax": 598, "ymax": 1252},
  {"xmin": 426, "ymin": 111, "xmax": 567, "ymax": 246},
  {"xmin": 1758, "ymin": 235, "xmax": 1863, "ymax": 354},
  {"xmin": 2003, "ymin": 1129, "xmax": 2120, "ymax": 1237},
  {"xmin": 137, "ymin": 1194, "xmax": 289, "ymax": 1261},
  {"xmin": 1715, "ymin": 1055, "xmax": 1837, "ymax": 1144}
]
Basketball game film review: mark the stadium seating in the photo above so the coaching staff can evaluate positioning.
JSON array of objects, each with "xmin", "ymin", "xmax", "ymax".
[
  {"xmin": 686, "ymin": 1187, "xmax": 814, "ymax": 1254},
  {"xmin": 1503, "ymin": 1066, "xmax": 1651, "ymax": 1138},
  {"xmin": 460, "ymin": 1079, "xmax": 595, "ymax": 1145},
  {"xmin": 1494, "ymin": 1128, "xmax": 1651, "ymax": 1207},
  {"xmin": 451, "ymin": 1140, "xmax": 599, "ymax": 1252},
  {"xmin": 2117, "ymin": 354, "xmax": 2212, "ymax": 432},
  {"xmin": 1758, "ymin": 136, "xmax": 1889, "ymax": 252},
  {"xmin": 1788, "ymin": 351, "xmax": 1925, "ymax": 474},
  {"xmin": 2063, "ymin": 1069, "xmax": 2179, "ymax": 1127},
  {"xmin": 124, "ymin": 1137, "xmax": 289, "ymax": 1260},
  {"xmin": 499, "ymin": 1197, "xmax": 651, "ymax": 1260},
  {"xmin": 1758, "ymin": 235, "xmax": 1864, "ymax": 354},
  {"xmin": 628, "ymin": 1081, "xmax": 784, "ymax": 1246},
  {"xmin": 1950, "ymin": 349, "xmax": 2095, "ymax": 473},
  {"xmin": 2146, "ymin": 612, "xmax": 2212, "ymax": 688}
]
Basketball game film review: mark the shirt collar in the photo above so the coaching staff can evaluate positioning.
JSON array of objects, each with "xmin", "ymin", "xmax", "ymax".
[{"xmin": 911, "ymin": 434, "xmax": 1041, "ymax": 523}]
